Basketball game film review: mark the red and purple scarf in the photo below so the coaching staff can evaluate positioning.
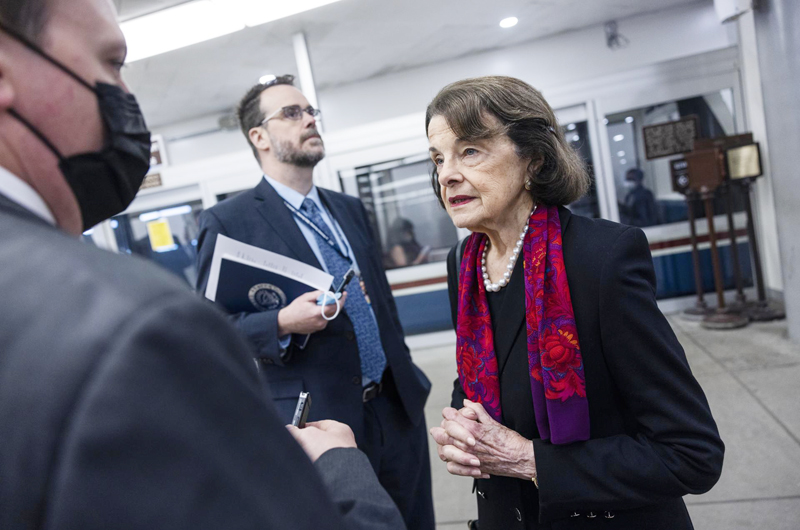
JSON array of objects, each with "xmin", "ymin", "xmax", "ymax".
[{"xmin": 456, "ymin": 204, "xmax": 590, "ymax": 444}]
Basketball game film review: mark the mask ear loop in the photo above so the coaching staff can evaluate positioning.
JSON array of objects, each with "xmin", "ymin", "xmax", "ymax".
[
  {"xmin": 6, "ymin": 109, "xmax": 67, "ymax": 162},
  {"xmin": 320, "ymin": 291, "xmax": 342, "ymax": 321},
  {"xmin": 0, "ymin": 21, "xmax": 95, "ymax": 91}
]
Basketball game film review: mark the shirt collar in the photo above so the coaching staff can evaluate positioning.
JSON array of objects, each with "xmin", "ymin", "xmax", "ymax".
[
  {"xmin": 263, "ymin": 174, "xmax": 324, "ymax": 212},
  {"xmin": 0, "ymin": 165, "xmax": 56, "ymax": 225}
]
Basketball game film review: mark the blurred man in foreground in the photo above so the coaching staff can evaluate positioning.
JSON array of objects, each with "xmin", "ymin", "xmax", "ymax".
[{"xmin": 0, "ymin": 1, "xmax": 405, "ymax": 528}]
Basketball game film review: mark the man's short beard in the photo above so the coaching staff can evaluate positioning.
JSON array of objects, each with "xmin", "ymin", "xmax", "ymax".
[{"xmin": 270, "ymin": 134, "xmax": 325, "ymax": 168}]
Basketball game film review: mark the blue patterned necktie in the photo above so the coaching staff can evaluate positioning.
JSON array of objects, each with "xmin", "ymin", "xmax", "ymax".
[{"xmin": 299, "ymin": 198, "xmax": 387, "ymax": 384}]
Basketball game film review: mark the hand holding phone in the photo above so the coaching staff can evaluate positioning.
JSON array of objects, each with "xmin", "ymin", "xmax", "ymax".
[
  {"xmin": 287, "ymin": 419, "xmax": 357, "ymax": 462},
  {"xmin": 291, "ymin": 391, "xmax": 312, "ymax": 428},
  {"xmin": 316, "ymin": 268, "xmax": 355, "ymax": 306}
]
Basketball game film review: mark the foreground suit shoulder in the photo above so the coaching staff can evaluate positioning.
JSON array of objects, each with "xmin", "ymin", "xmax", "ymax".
[{"xmin": 0, "ymin": 206, "xmax": 405, "ymax": 530}]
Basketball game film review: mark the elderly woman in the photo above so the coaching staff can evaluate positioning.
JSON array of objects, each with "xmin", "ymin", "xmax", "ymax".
[{"xmin": 427, "ymin": 76, "xmax": 723, "ymax": 529}]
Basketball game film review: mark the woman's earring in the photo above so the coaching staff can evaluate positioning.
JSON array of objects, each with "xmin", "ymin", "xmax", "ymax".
[{"xmin": 524, "ymin": 179, "xmax": 532, "ymax": 191}]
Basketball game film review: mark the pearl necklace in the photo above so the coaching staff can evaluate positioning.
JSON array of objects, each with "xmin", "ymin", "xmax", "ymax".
[{"xmin": 482, "ymin": 206, "xmax": 537, "ymax": 293}]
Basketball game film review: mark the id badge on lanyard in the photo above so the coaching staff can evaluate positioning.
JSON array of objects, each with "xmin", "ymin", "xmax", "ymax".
[{"xmin": 284, "ymin": 199, "xmax": 372, "ymax": 305}]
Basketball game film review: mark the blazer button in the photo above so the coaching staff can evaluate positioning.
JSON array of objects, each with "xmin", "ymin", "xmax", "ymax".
[
  {"xmin": 351, "ymin": 376, "xmax": 361, "ymax": 385},
  {"xmin": 345, "ymin": 331, "xmax": 356, "ymax": 341},
  {"xmin": 570, "ymin": 512, "xmax": 581, "ymax": 518},
  {"xmin": 515, "ymin": 508, "xmax": 522, "ymax": 522},
  {"xmin": 604, "ymin": 511, "xmax": 615, "ymax": 519},
  {"xmin": 586, "ymin": 512, "xmax": 597, "ymax": 519}
]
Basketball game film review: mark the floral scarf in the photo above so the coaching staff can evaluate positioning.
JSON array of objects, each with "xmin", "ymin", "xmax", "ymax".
[{"xmin": 456, "ymin": 204, "xmax": 590, "ymax": 444}]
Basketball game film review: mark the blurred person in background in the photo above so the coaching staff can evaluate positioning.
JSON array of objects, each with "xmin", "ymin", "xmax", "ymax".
[
  {"xmin": 0, "ymin": 1, "xmax": 406, "ymax": 528},
  {"xmin": 387, "ymin": 217, "xmax": 430, "ymax": 268},
  {"xmin": 195, "ymin": 75, "xmax": 434, "ymax": 530},
  {"xmin": 618, "ymin": 167, "xmax": 660, "ymax": 227},
  {"xmin": 427, "ymin": 76, "xmax": 723, "ymax": 529}
]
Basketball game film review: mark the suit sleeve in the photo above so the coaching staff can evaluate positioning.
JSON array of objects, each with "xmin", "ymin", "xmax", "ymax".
[
  {"xmin": 533, "ymin": 227, "xmax": 724, "ymax": 521},
  {"xmin": 315, "ymin": 448, "xmax": 408, "ymax": 530},
  {"xmin": 195, "ymin": 208, "xmax": 289, "ymax": 365},
  {"xmin": 447, "ymin": 243, "xmax": 468, "ymax": 409},
  {"xmin": 43, "ymin": 297, "xmax": 404, "ymax": 530}
]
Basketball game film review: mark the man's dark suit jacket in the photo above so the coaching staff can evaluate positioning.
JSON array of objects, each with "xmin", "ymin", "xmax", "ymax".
[
  {"xmin": 195, "ymin": 179, "xmax": 430, "ymax": 442},
  {"xmin": 0, "ymin": 193, "xmax": 405, "ymax": 530},
  {"xmin": 447, "ymin": 207, "xmax": 724, "ymax": 529}
]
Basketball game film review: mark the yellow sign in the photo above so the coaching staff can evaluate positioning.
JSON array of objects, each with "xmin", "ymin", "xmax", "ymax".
[
  {"xmin": 727, "ymin": 144, "xmax": 762, "ymax": 180},
  {"xmin": 147, "ymin": 219, "xmax": 175, "ymax": 252}
]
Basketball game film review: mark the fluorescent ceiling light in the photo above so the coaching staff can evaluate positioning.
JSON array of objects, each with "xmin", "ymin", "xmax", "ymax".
[
  {"xmin": 260, "ymin": 74, "xmax": 277, "ymax": 84},
  {"xmin": 122, "ymin": 1, "xmax": 245, "ymax": 63},
  {"xmin": 499, "ymin": 17, "xmax": 518, "ymax": 29},
  {"xmin": 139, "ymin": 205, "xmax": 193, "ymax": 223},
  {"xmin": 122, "ymin": 0, "xmax": 343, "ymax": 63},
  {"xmin": 230, "ymin": 0, "xmax": 343, "ymax": 28}
]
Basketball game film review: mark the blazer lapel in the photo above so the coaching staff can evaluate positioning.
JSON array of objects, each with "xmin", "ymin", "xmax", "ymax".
[
  {"xmin": 496, "ymin": 206, "xmax": 574, "ymax": 376},
  {"xmin": 252, "ymin": 179, "xmax": 322, "ymax": 268},
  {"xmin": 558, "ymin": 205, "xmax": 572, "ymax": 234}
]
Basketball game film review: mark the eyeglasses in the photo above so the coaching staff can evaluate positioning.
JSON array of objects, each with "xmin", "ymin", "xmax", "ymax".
[{"xmin": 261, "ymin": 105, "xmax": 321, "ymax": 125}]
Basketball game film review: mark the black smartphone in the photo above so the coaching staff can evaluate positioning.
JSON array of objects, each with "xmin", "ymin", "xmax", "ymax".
[
  {"xmin": 334, "ymin": 268, "xmax": 356, "ymax": 295},
  {"xmin": 291, "ymin": 391, "xmax": 312, "ymax": 428},
  {"xmin": 317, "ymin": 269, "xmax": 356, "ymax": 306}
]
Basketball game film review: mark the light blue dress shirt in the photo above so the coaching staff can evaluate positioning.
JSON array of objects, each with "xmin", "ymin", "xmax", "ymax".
[
  {"xmin": 263, "ymin": 175, "xmax": 378, "ymax": 362},
  {"xmin": 264, "ymin": 175, "xmax": 356, "ymax": 274}
]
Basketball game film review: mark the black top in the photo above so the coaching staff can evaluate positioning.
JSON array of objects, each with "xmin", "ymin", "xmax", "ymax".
[
  {"xmin": 480, "ymin": 254, "xmax": 539, "ymax": 437},
  {"xmin": 446, "ymin": 207, "xmax": 723, "ymax": 529},
  {"xmin": 485, "ymin": 257, "xmax": 518, "ymax": 327}
]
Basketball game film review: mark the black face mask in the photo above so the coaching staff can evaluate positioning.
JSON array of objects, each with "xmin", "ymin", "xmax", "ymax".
[{"xmin": 1, "ymin": 24, "xmax": 152, "ymax": 231}]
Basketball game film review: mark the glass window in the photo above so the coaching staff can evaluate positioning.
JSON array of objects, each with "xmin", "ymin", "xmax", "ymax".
[
  {"xmin": 339, "ymin": 155, "xmax": 458, "ymax": 270},
  {"xmin": 111, "ymin": 200, "xmax": 204, "ymax": 286},
  {"xmin": 561, "ymin": 121, "xmax": 600, "ymax": 219},
  {"xmin": 605, "ymin": 89, "xmax": 743, "ymax": 227}
]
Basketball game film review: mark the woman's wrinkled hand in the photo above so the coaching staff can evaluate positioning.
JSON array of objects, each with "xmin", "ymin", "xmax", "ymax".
[{"xmin": 429, "ymin": 399, "xmax": 537, "ymax": 481}]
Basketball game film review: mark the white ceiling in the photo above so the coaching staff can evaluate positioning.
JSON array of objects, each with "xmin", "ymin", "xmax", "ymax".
[
  {"xmin": 117, "ymin": 0, "xmax": 705, "ymax": 128},
  {"xmin": 114, "ymin": 0, "xmax": 188, "ymax": 20}
]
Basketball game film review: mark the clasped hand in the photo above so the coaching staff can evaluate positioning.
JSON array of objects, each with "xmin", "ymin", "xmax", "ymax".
[{"xmin": 430, "ymin": 399, "xmax": 537, "ymax": 481}]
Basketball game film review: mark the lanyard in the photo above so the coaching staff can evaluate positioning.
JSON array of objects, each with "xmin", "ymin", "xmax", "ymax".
[{"xmin": 283, "ymin": 199, "xmax": 353, "ymax": 265}]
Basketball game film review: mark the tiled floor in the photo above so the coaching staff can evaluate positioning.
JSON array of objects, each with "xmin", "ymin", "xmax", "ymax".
[{"xmin": 411, "ymin": 316, "xmax": 800, "ymax": 529}]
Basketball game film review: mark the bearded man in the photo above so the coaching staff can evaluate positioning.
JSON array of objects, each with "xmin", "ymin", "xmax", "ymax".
[{"xmin": 195, "ymin": 76, "xmax": 435, "ymax": 530}]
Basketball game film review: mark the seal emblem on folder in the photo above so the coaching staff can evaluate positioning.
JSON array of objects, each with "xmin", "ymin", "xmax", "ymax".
[{"xmin": 248, "ymin": 283, "xmax": 287, "ymax": 311}]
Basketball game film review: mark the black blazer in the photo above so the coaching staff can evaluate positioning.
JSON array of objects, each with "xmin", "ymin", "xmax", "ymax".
[
  {"xmin": 0, "ymin": 194, "xmax": 405, "ymax": 530},
  {"xmin": 196, "ymin": 179, "xmax": 431, "ymax": 443},
  {"xmin": 447, "ymin": 207, "xmax": 724, "ymax": 529}
]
